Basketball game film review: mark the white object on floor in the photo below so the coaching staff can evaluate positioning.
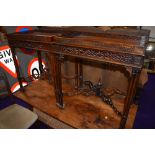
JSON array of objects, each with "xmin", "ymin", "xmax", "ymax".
[{"xmin": 0, "ymin": 104, "xmax": 38, "ymax": 129}]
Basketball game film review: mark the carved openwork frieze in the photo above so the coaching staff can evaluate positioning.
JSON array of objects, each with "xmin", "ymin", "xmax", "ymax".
[
  {"xmin": 9, "ymin": 39, "xmax": 144, "ymax": 70},
  {"xmin": 57, "ymin": 45, "xmax": 144, "ymax": 68}
]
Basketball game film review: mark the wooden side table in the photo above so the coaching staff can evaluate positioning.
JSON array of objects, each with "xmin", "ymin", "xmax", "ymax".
[{"xmin": 8, "ymin": 27, "xmax": 150, "ymax": 128}]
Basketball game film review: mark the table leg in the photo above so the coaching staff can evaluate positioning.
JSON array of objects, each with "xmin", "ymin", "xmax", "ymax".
[
  {"xmin": 11, "ymin": 47, "xmax": 24, "ymax": 91},
  {"xmin": 75, "ymin": 59, "xmax": 83, "ymax": 89},
  {"xmin": 37, "ymin": 51, "xmax": 44, "ymax": 74},
  {"xmin": 119, "ymin": 68, "xmax": 140, "ymax": 128},
  {"xmin": 49, "ymin": 53, "xmax": 64, "ymax": 108},
  {"xmin": 45, "ymin": 53, "xmax": 53, "ymax": 84},
  {"xmin": 79, "ymin": 60, "xmax": 83, "ymax": 88},
  {"xmin": 75, "ymin": 59, "xmax": 79, "ymax": 89}
]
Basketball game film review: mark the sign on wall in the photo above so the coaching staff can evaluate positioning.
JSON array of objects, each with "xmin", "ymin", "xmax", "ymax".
[
  {"xmin": 0, "ymin": 26, "xmax": 46, "ymax": 94},
  {"xmin": 0, "ymin": 45, "xmax": 17, "ymax": 78},
  {"xmin": 28, "ymin": 58, "xmax": 46, "ymax": 81},
  {"xmin": 16, "ymin": 26, "xmax": 35, "ymax": 55}
]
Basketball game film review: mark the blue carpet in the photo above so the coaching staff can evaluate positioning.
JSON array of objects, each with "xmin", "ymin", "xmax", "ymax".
[
  {"xmin": 133, "ymin": 73, "xmax": 155, "ymax": 129},
  {"xmin": 0, "ymin": 96, "xmax": 32, "ymax": 110}
]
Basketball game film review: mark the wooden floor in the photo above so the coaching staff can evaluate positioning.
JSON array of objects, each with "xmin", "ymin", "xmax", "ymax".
[{"xmin": 15, "ymin": 80, "xmax": 138, "ymax": 129}]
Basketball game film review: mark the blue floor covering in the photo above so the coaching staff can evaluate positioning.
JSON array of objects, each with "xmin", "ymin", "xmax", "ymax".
[{"xmin": 133, "ymin": 73, "xmax": 155, "ymax": 129}]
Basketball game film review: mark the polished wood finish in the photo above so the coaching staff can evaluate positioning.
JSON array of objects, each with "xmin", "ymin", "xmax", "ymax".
[
  {"xmin": 120, "ymin": 72, "xmax": 139, "ymax": 128},
  {"xmin": 74, "ymin": 59, "xmax": 79, "ymax": 89},
  {"xmin": 74, "ymin": 58, "xmax": 83, "ymax": 89},
  {"xmin": 15, "ymin": 80, "xmax": 137, "ymax": 129},
  {"xmin": 49, "ymin": 53, "xmax": 64, "ymax": 108},
  {"xmin": 37, "ymin": 50, "xmax": 44, "ymax": 74},
  {"xmin": 8, "ymin": 27, "xmax": 150, "ymax": 128}
]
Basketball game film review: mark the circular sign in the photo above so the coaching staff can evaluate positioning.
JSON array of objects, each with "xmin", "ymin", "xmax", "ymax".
[
  {"xmin": 15, "ymin": 26, "xmax": 35, "ymax": 55},
  {"xmin": 28, "ymin": 58, "xmax": 46, "ymax": 81},
  {"xmin": 11, "ymin": 82, "xmax": 28, "ymax": 93},
  {"xmin": 15, "ymin": 26, "xmax": 32, "ymax": 32}
]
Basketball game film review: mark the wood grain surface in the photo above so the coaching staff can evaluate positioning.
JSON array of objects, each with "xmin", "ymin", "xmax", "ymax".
[{"xmin": 15, "ymin": 80, "xmax": 137, "ymax": 129}]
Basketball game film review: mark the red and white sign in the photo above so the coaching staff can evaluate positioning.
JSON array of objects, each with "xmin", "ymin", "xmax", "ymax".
[
  {"xmin": 28, "ymin": 58, "xmax": 46, "ymax": 81},
  {"xmin": 15, "ymin": 26, "xmax": 33, "ymax": 32},
  {"xmin": 16, "ymin": 26, "xmax": 35, "ymax": 55},
  {"xmin": 11, "ymin": 82, "xmax": 28, "ymax": 93},
  {"xmin": 0, "ymin": 45, "xmax": 18, "ymax": 78}
]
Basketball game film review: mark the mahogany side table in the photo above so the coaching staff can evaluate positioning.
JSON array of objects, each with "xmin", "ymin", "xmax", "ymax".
[{"xmin": 8, "ymin": 28, "xmax": 150, "ymax": 128}]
